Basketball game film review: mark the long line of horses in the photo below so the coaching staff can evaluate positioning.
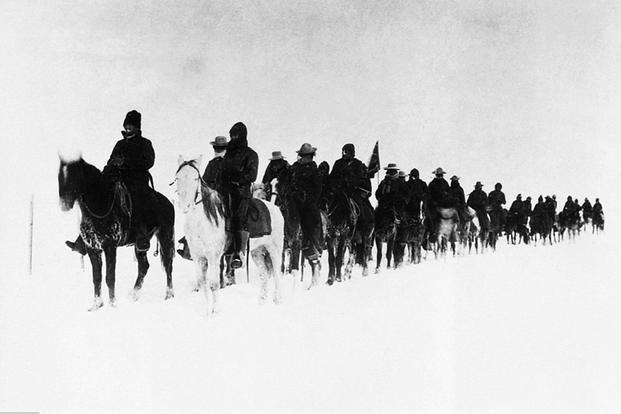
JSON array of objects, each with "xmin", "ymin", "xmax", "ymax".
[{"xmin": 57, "ymin": 155, "xmax": 605, "ymax": 315}]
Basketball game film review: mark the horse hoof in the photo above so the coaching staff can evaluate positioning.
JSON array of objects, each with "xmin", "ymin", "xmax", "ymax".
[
  {"xmin": 109, "ymin": 298, "xmax": 117, "ymax": 307},
  {"xmin": 88, "ymin": 298, "xmax": 103, "ymax": 312},
  {"xmin": 165, "ymin": 289, "xmax": 174, "ymax": 300},
  {"xmin": 374, "ymin": 268, "xmax": 380, "ymax": 274},
  {"xmin": 130, "ymin": 289, "xmax": 141, "ymax": 302},
  {"xmin": 362, "ymin": 269, "xmax": 369, "ymax": 277}
]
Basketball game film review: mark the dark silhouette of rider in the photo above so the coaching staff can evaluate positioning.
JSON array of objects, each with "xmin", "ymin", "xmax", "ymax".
[{"xmin": 66, "ymin": 110, "xmax": 157, "ymax": 255}]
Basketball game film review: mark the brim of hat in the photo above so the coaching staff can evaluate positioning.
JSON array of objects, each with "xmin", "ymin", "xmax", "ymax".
[
  {"xmin": 296, "ymin": 149, "xmax": 317, "ymax": 155},
  {"xmin": 384, "ymin": 166, "xmax": 399, "ymax": 170},
  {"xmin": 210, "ymin": 142, "xmax": 228, "ymax": 147},
  {"xmin": 269, "ymin": 156, "xmax": 285, "ymax": 160}
]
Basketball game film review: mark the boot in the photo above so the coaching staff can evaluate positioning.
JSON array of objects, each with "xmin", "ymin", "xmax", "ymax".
[
  {"xmin": 65, "ymin": 236, "xmax": 87, "ymax": 256},
  {"xmin": 135, "ymin": 223, "xmax": 150, "ymax": 252},
  {"xmin": 230, "ymin": 230, "xmax": 249, "ymax": 270}
]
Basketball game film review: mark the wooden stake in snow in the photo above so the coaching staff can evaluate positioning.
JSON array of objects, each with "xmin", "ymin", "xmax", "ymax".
[{"xmin": 28, "ymin": 194, "xmax": 34, "ymax": 275}]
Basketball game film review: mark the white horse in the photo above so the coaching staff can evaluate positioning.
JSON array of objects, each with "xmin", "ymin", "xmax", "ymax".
[{"xmin": 174, "ymin": 156, "xmax": 284, "ymax": 316}]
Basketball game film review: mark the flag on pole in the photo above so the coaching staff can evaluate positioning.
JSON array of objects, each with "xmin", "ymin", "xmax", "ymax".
[{"xmin": 367, "ymin": 140, "xmax": 380, "ymax": 178}]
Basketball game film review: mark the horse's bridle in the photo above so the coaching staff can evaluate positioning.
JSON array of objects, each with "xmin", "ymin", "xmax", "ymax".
[{"xmin": 171, "ymin": 160, "xmax": 214, "ymax": 210}]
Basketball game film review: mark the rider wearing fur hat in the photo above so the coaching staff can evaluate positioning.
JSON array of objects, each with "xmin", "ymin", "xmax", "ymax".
[
  {"xmin": 220, "ymin": 122, "xmax": 259, "ymax": 269},
  {"xmin": 328, "ymin": 143, "xmax": 374, "ymax": 229},
  {"xmin": 66, "ymin": 110, "xmax": 157, "ymax": 255}
]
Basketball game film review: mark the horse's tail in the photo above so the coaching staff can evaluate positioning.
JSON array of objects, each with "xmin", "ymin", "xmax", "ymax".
[{"xmin": 155, "ymin": 193, "xmax": 175, "ymax": 274}]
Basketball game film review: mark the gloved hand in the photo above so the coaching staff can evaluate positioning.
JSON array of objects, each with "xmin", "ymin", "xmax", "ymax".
[{"xmin": 108, "ymin": 157, "xmax": 124, "ymax": 168}]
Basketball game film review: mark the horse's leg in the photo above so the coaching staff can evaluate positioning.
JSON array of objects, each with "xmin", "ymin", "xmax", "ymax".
[
  {"xmin": 156, "ymin": 230, "xmax": 175, "ymax": 299},
  {"xmin": 375, "ymin": 237, "xmax": 382, "ymax": 274},
  {"xmin": 387, "ymin": 237, "xmax": 394, "ymax": 269},
  {"xmin": 326, "ymin": 238, "xmax": 335, "ymax": 285},
  {"xmin": 131, "ymin": 250, "xmax": 150, "ymax": 301},
  {"xmin": 87, "ymin": 249, "xmax": 104, "ymax": 311},
  {"xmin": 335, "ymin": 238, "xmax": 345, "ymax": 282},
  {"xmin": 267, "ymin": 243, "xmax": 283, "ymax": 304},
  {"xmin": 103, "ymin": 245, "xmax": 117, "ymax": 306},
  {"xmin": 251, "ymin": 246, "xmax": 270, "ymax": 300}
]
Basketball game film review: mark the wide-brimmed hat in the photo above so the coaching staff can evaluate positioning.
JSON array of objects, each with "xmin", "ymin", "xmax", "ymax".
[
  {"xmin": 209, "ymin": 136, "xmax": 228, "ymax": 148},
  {"xmin": 475, "ymin": 181, "xmax": 483, "ymax": 188},
  {"xmin": 432, "ymin": 167, "xmax": 446, "ymax": 175},
  {"xmin": 269, "ymin": 151, "xmax": 285, "ymax": 160},
  {"xmin": 450, "ymin": 175, "xmax": 460, "ymax": 181},
  {"xmin": 384, "ymin": 163, "xmax": 399, "ymax": 170},
  {"xmin": 398, "ymin": 170, "xmax": 406, "ymax": 178},
  {"xmin": 296, "ymin": 143, "xmax": 317, "ymax": 155}
]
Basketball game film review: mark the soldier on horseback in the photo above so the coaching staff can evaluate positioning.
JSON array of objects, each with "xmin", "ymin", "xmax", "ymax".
[
  {"xmin": 261, "ymin": 151, "xmax": 289, "ymax": 205},
  {"xmin": 488, "ymin": 183, "xmax": 506, "ymax": 211},
  {"xmin": 522, "ymin": 196, "xmax": 532, "ymax": 226},
  {"xmin": 177, "ymin": 135, "xmax": 229, "ymax": 260},
  {"xmin": 328, "ymin": 143, "xmax": 374, "ymax": 227},
  {"xmin": 66, "ymin": 110, "xmax": 158, "ymax": 255},
  {"xmin": 582, "ymin": 198, "xmax": 593, "ymax": 222},
  {"xmin": 375, "ymin": 163, "xmax": 408, "ymax": 216},
  {"xmin": 202, "ymin": 136, "xmax": 229, "ymax": 193},
  {"xmin": 425, "ymin": 167, "xmax": 451, "ymax": 243},
  {"xmin": 467, "ymin": 181, "xmax": 490, "ymax": 233},
  {"xmin": 220, "ymin": 122, "xmax": 259, "ymax": 269},
  {"xmin": 288, "ymin": 143, "xmax": 324, "ymax": 266},
  {"xmin": 405, "ymin": 168, "xmax": 428, "ymax": 219},
  {"xmin": 509, "ymin": 194, "xmax": 524, "ymax": 223},
  {"xmin": 448, "ymin": 175, "xmax": 466, "ymax": 223}
]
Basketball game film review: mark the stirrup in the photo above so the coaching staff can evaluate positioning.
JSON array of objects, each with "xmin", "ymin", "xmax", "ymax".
[{"xmin": 230, "ymin": 253, "xmax": 243, "ymax": 269}]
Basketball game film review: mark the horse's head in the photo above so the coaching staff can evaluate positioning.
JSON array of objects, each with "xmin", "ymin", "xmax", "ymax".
[
  {"xmin": 58, "ymin": 153, "xmax": 84, "ymax": 211},
  {"xmin": 174, "ymin": 155, "xmax": 204, "ymax": 212}
]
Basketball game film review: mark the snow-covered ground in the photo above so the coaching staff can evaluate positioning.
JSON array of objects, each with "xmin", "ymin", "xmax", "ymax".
[{"xmin": 1, "ymin": 220, "xmax": 619, "ymax": 413}]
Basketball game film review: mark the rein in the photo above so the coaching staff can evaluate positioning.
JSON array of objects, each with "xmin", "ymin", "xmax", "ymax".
[{"xmin": 171, "ymin": 160, "xmax": 214, "ymax": 208}]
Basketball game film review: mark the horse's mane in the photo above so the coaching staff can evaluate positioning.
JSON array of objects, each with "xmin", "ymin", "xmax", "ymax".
[
  {"xmin": 200, "ymin": 184, "xmax": 225, "ymax": 225},
  {"xmin": 178, "ymin": 159, "xmax": 225, "ymax": 226}
]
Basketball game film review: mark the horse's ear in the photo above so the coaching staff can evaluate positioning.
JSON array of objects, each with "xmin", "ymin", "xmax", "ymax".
[{"xmin": 177, "ymin": 155, "xmax": 184, "ymax": 166}]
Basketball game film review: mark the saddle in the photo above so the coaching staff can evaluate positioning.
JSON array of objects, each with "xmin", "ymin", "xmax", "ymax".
[{"xmin": 246, "ymin": 198, "xmax": 272, "ymax": 238}]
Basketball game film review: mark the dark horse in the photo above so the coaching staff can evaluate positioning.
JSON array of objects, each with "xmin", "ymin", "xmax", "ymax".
[
  {"xmin": 374, "ymin": 205, "xmax": 397, "ymax": 272},
  {"xmin": 325, "ymin": 192, "xmax": 357, "ymax": 284},
  {"xmin": 58, "ymin": 156, "xmax": 175, "ymax": 311}
]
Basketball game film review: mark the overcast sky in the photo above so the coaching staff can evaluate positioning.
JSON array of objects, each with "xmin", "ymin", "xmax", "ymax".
[{"xmin": 2, "ymin": 0, "xmax": 620, "ymax": 224}]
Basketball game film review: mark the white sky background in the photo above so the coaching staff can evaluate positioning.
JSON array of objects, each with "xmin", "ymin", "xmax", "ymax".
[{"xmin": 1, "ymin": 0, "xmax": 620, "ymax": 253}]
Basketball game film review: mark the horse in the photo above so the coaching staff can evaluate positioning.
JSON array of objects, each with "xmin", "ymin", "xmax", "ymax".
[
  {"xmin": 350, "ymin": 197, "xmax": 374, "ymax": 277},
  {"xmin": 267, "ymin": 169, "xmax": 323, "ymax": 287},
  {"xmin": 558, "ymin": 211, "xmax": 581, "ymax": 241},
  {"xmin": 530, "ymin": 212, "xmax": 553, "ymax": 246},
  {"xmin": 592, "ymin": 210, "xmax": 604, "ymax": 233},
  {"xmin": 393, "ymin": 212, "xmax": 424, "ymax": 266},
  {"xmin": 487, "ymin": 207, "xmax": 506, "ymax": 250},
  {"xmin": 432, "ymin": 207, "xmax": 459, "ymax": 257},
  {"xmin": 58, "ymin": 156, "xmax": 175, "ymax": 311},
  {"xmin": 461, "ymin": 207, "xmax": 482, "ymax": 254},
  {"xmin": 325, "ymin": 191, "xmax": 357, "ymax": 284},
  {"xmin": 174, "ymin": 157, "xmax": 284, "ymax": 316},
  {"xmin": 373, "ymin": 205, "xmax": 398, "ymax": 272}
]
